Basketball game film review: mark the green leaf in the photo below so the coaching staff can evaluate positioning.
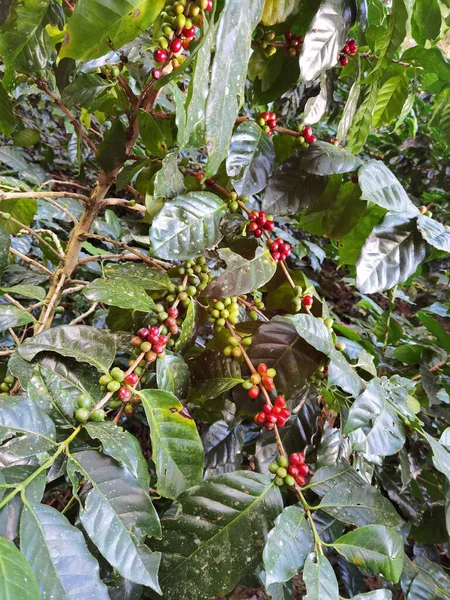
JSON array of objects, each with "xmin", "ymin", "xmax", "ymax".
[
  {"xmin": 430, "ymin": 88, "xmax": 450, "ymax": 145},
  {"xmin": 138, "ymin": 389, "xmax": 204, "ymax": 499},
  {"xmin": 333, "ymin": 525, "xmax": 404, "ymax": 583},
  {"xmin": 346, "ymin": 82, "xmax": 379, "ymax": 154},
  {"xmin": 188, "ymin": 350, "xmax": 243, "ymax": 403},
  {"xmin": 0, "ymin": 82, "xmax": 15, "ymax": 135},
  {"xmin": 60, "ymin": 0, "xmax": 165, "ymax": 60},
  {"xmin": 338, "ymin": 204, "xmax": 386, "ymax": 266},
  {"xmin": 299, "ymin": 0, "xmax": 353, "ymax": 83},
  {"xmin": 83, "ymin": 277, "xmax": 155, "ymax": 311},
  {"xmin": 105, "ymin": 262, "xmax": 171, "ymax": 291},
  {"xmin": 96, "ymin": 119, "xmax": 127, "ymax": 172},
  {"xmin": 0, "ymin": 284, "xmax": 46, "ymax": 301},
  {"xmin": 203, "ymin": 420, "xmax": 245, "ymax": 477},
  {"xmin": 247, "ymin": 319, "xmax": 323, "ymax": 397},
  {"xmin": 262, "ymin": 0, "xmax": 300, "ymax": 25},
  {"xmin": 204, "ymin": 247, "xmax": 276, "ymax": 298},
  {"xmin": 309, "ymin": 463, "xmax": 365, "ymax": 496},
  {"xmin": 262, "ymin": 154, "xmax": 329, "ymax": 216},
  {"xmin": 0, "ymin": 536, "xmax": 40, "ymax": 599},
  {"xmin": 20, "ymin": 500, "xmax": 110, "ymax": 599},
  {"xmin": 156, "ymin": 354, "xmax": 190, "ymax": 399},
  {"xmin": 402, "ymin": 47, "xmax": 450, "ymax": 94},
  {"xmin": 182, "ymin": 19, "xmax": 216, "ymax": 148},
  {"xmin": 205, "ymin": 0, "xmax": 265, "ymax": 176},
  {"xmin": 319, "ymin": 480, "xmax": 402, "ymax": 527},
  {"xmin": 28, "ymin": 356, "xmax": 102, "ymax": 429},
  {"xmin": 174, "ymin": 298, "xmax": 196, "ymax": 352},
  {"xmin": 0, "ymin": 222, "xmax": 9, "ymax": 283},
  {"xmin": 149, "ymin": 191, "xmax": 228, "ymax": 260},
  {"xmin": 263, "ymin": 505, "xmax": 314, "ymax": 585},
  {"xmin": 84, "ymin": 421, "xmax": 150, "ymax": 490},
  {"xmin": 18, "ymin": 325, "xmax": 116, "ymax": 374},
  {"xmin": 0, "ymin": 197, "xmax": 38, "ymax": 234},
  {"xmin": 152, "ymin": 471, "xmax": 282, "ymax": 600},
  {"xmin": 0, "ymin": 305, "xmax": 35, "ymax": 332},
  {"xmin": 417, "ymin": 215, "xmax": 450, "ymax": 253},
  {"xmin": 358, "ymin": 160, "xmax": 416, "ymax": 213},
  {"xmin": 322, "ymin": 181, "xmax": 366, "ymax": 239},
  {"xmin": 338, "ymin": 80, "xmax": 362, "ymax": 141},
  {"xmin": 154, "ymin": 151, "xmax": 185, "ymax": 199},
  {"xmin": 67, "ymin": 450, "xmax": 161, "ymax": 592},
  {"xmin": 0, "ymin": 394, "xmax": 56, "ymax": 448},
  {"xmin": 304, "ymin": 71, "xmax": 333, "ymax": 126},
  {"xmin": 356, "ymin": 214, "xmax": 426, "ymax": 294},
  {"xmin": 411, "ymin": 0, "xmax": 441, "ymax": 45},
  {"xmin": 328, "ymin": 348, "xmax": 365, "ymax": 397},
  {"xmin": 226, "ymin": 120, "xmax": 275, "ymax": 196},
  {"xmin": 374, "ymin": 0, "xmax": 407, "ymax": 71},
  {"xmin": 303, "ymin": 554, "xmax": 339, "ymax": 600},
  {"xmin": 352, "ymin": 593, "xmax": 393, "ymax": 600},
  {"xmin": 276, "ymin": 314, "xmax": 334, "ymax": 356},
  {"xmin": 168, "ymin": 82, "xmax": 187, "ymax": 147},
  {"xmin": 299, "ymin": 141, "xmax": 362, "ymax": 176},
  {"xmin": 61, "ymin": 73, "xmax": 114, "ymax": 107},
  {"xmin": 344, "ymin": 379, "xmax": 405, "ymax": 456},
  {"xmin": 138, "ymin": 109, "xmax": 166, "ymax": 158},
  {"xmin": 373, "ymin": 74, "xmax": 408, "ymax": 127},
  {"xmin": 417, "ymin": 310, "xmax": 450, "ymax": 353}
]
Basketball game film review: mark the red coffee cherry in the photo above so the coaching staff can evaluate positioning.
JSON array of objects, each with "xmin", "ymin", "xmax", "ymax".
[
  {"xmin": 124, "ymin": 373, "xmax": 138, "ymax": 386},
  {"xmin": 118, "ymin": 386, "xmax": 132, "ymax": 402},
  {"xmin": 154, "ymin": 48, "xmax": 168, "ymax": 63}
]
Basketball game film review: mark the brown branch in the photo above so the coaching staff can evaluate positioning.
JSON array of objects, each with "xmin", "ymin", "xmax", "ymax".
[
  {"xmin": 118, "ymin": 76, "xmax": 138, "ymax": 106},
  {"xmin": 3, "ymin": 294, "xmax": 27, "ymax": 311},
  {"xmin": 84, "ymin": 233, "xmax": 169, "ymax": 270},
  {"xmin": 77, "ymin": 253, "xmax": 144, "ymax": 265},
  {"xmin": 62, "ymin": 0, "xmax": 74, "ymax": 13},
  {"xmin": 34, "ymin": 78, "xmax": 97, "ymax": 153},
  {"xmin": 9, "ymin": 247, "xmax": 52, "ymax": 276},
  {"xmin": 69, "ymin": 302, "xmax": 99, "ymax": 325},
  {"xmin": 35, "ymin": 274, "xmax": 67, "ymax": 334},
  {"xmin": 0, "ymin": 213, "xmax": 63, "ymax": 259},
  {"xmin": 412, "ymin": 358, "xmax": 449, "ymax": 382},
  {"xmin": 103, "ymin": 198, "xmax": 146, "ymax": 212},
  {"xmin": 0, "ymin": 190, "xmax": 91, "ymax": 204}
]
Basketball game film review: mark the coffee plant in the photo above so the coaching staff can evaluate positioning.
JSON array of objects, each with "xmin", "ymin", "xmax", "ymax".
[{"xmin": 1, "ymin": 0, "xmax": 450, "ymax": 598}]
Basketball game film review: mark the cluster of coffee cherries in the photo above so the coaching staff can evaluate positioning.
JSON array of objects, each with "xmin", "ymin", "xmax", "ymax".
[
  {"xmin": 300, "ymin": 125, "xmax": 317, "ymax": 145},
  {"xmin": 269, "ymin": 453, "xmax": 309, "ymax": 487},
  {"xmin": 339, "ymin": 38, "xmax": 357, "ymax": 66},
  {"xmin": 292, "ymin": 287, "xmax": 314, "ymax": 313},
  {"xmin": 254, "ymin": 395, "xmax": 291, "ymax": 429},
  {"xmin": 207, "ymin": 297, "xmax": 240, "ymax": 330},
  {"xmin": 247, "ymin": 210, "xmax": 275, "ymax": 238},
  {"xmin": 173, "ymin": 257, "xmax": 211, "ymax": 297},
  {"xmin": 223, "ymin": 334, "xmax": 252, "ymax": 358},
  {"xmin": 152, "ymin": 0, "xmax": 212, "ymax": 77},
  {"xmin": 0, "ymin": 375, "xmax": 14, "ymax": 393},
  {"xmin": 131, "ymin": 324, "xmax": 170, "ymax": 362},
  {"xmin": 284, "ymin": 30, "xmax": 304, "ymax": 57},
  {"xmin": 74, "ymin": 393, "xmax": 106, "ymax": 424},
  {"xmin": 99, "ymin": 64, "xmax": 121, "ymax": 79},
  {"xmin": 243, "ymin": 363, "xmax": 277, "ymax": 398},
  {"xmin": 258, "ymin": 30, "xmax": 277, "ymax": 57},
  {"xmin": 269, "ymin": 238, "xmax": 291, "ymax": 263},
  {"xmin": 258, "ymin": 111, "xmax": 277, "ymax": 136}
]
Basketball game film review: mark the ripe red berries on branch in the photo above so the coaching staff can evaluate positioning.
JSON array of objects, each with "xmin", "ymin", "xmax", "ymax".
[
  {"xmin": 269, "ymin": 238, "xmax": 291, "ymax": 262},
  {"xmin": 339, "ymin": 38, "xmax": 357, "ymax": 66},
  {"xmin": 284, "ymin": 30, "xmax": 304, "ymax": 57},
  {"xmin": 154, "ymin": 48, "xmax": 167, "ymax": 63},
  {"xmin": 288, "ymin": 452, "xmax": 309, "ymax": 486},
  {"xmin": 254, "ymin": 396, "xmax": 291, "ymax": 429},
  {"xmin": 258, "ymin": 111, "xmax": 277, "ymax": 136},
  {"xmin": 247, "ymin": 210, "xmax": 275, "ymax": 238}
]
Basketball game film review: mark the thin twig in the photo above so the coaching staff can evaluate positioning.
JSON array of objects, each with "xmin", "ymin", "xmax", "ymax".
[
  {"xmin": 77, "ymin": 254, "xmax": 146, "ymax": 264},
  {"xmin": 40, "ymin": 179, "xmax": 90, "ymax": 191},
  {"xmin": 3, "ymin": 294, "xmax": 27, "ymax": 311},
  {"xmin": 103, "ymin": 198, "xmax": 146, "ymax": 212},
  {"xmin": 69, "ymin": 302, "xmax": 99, "ymax": 325},
  {"xmin": 0, "ymin": 213, "xmax": 63, "ymax": 259},
  {"xmin": 84, "ymin": 233, "xmax": 169, "ymax": 271},
  {"xmin": 9, "ymin": 248, "xmax": 52, "ymax": 276},
  {"xmin": 36, "ymin": 274, "xmax": 67, "ymax": 334},
  {"xmin": 8, "ymin": 328, "xmax": 20, "ymax": 346},
  {"xmin": 0, "ymin": 190, "xmax": 91, "ymax": 204}
]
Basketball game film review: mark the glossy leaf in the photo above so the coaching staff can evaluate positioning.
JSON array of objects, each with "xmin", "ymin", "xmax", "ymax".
[
  {"xmin": 417, "ymin": 215, "xmax": 450, "ymax": 253},
  {"xmin": 154, "ymin": 152, "xmax": 185, "ymax": 199},
  {"xmin": 247, "ymin": 319, "xmax": 323, "ymax": 397},
  {"xmin": 189, "ymin": 350, "xmax": 243, "ymax": 403},
  {"xmin": 262, "ymin": 0, "xmax": 300, "ymax": 25},
  {"xmin": 84, "ymin": 421, "xmax": 150, "ymax": 490},
  {"xmin": 205, "ymin": 0, "xmax": 265, "ymax": 175},
  {"xmin": 303, "ymin": 554, "xmax": 339, "ymax": 600},
  {"xmin": 375, "ymin": 0, "xmax": 407, "ymax": 71},
  {"xmin": 0, "ymin": 305, "xmax": 35, "ymax": 332},
  {"xmin": 138, "ymin": 109, "xmax": 166, "ymax": 158},
  {"xmin": 309, "ymin": 463, "xmax": 365, "ymax": 496},
  {"xmin": 333, "ymin": 525, "xmax": 404, "ymax": 583},
  {"xmin": 263, "ymin": 505, "xmax": 314, "ymax": 585},
  {"xmin": 344, "ymin": 379, "xmax": 405, "ymax": 456},
  {"xmin": 105, "ymin": 262, "xmax": 171, "ymax": 291},
  {"xmin": 352, "ymin": 592, "xmax": 392, "ymax": 600},
  {"xmin": 138, "ymin": 389, "xmax": 204, "ymax": 499},
  {"xmin": 356, "ymin": 214, "xmax": 426, "ymax": 294},
  {"xmin": 346, "ymin": 82, "xmax": 379, "ymax": 154},
  {"xmin": 300, "ymin": 141, "xmax": 362, "ymax": 176},
  {"xmin": 61, "ymin": 73, "xmax": 113, "ymax": 107},
  {"xmin": 304, "ymin": 72, "xmax": 333, "ymax": 126},
  {"xmin": 0, "ymin": 394, "xmax": 56, "ymax": 446},
  {"xmin": 203, "ymin": 420, "xmax": 245, "ymax": 477},
  {"xmin": 0, "ymin": 284, "xmax": 46, "ymax": 301},
  {"xmin": 226, "ymin": 120, "xmax": 275, "ymax": 196},
  {"xmin": 18, "ymin": 325, "xmax": 116, "ymax": 374},
  {"xmin": 149, "ymin": 191, "xmax": 227, "ymax": 260},
  {"xmin": 174, "ymin": 298, "xmax": 196, "ymax": 352},
  {"xmin": 358, "ymin": 161, "xmax": 416, "ymax": 213},
  {"xmin": 60, "ymin": 0, "xmax": 165, "ymax": 60},
  {"xmin": 319, "ymin": 480, "xmax": 402, "ymax": 527},
  {"xmin": 152, "ymin": 471, "xmax": 283, "ymax": 600},
  {"xmin": 411, "ymin": 0, "xmax": 441, "ymax": 45},
  {"xmin": 278, "ymin": 314, "xmax": 334, "ymax": 356},
  {"xmin": 338, "ymin": 79, "xmax": 361, "ymax": 141},
  {"xmin": 204, "ymin": 247, "xmax": 276, "ymax": 298},
  {"xmin": 328, "ymin": 349, "xmax": 365, "ymax": 397},
  {"xmin": 299, "ymin": 0, "xmax": 354, "ymax": 83},
  {"xmin": 20, "ymin": 500, "xmax": 110, "ymax": 600},
  {"xmin": 83, "ymin": 277, "xmax": 155, "ymax": 311},
  {"xmin": 67, "ymin": 451, "xmax": 161, "ymax": 592},
  {"xmin": 373, "ymin": 75, "xmax": 408, "ymax": 127},
  {"xmin": 96, "ymin": 119, "xmax": 127, "ymax": 172},
  {"xmin": 156, "ymin": 354, "xmax": 190, "ymax": 399},
  {"xmin": 0, "ymin": 536, "xmax": 40, "ymax": 599}
]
